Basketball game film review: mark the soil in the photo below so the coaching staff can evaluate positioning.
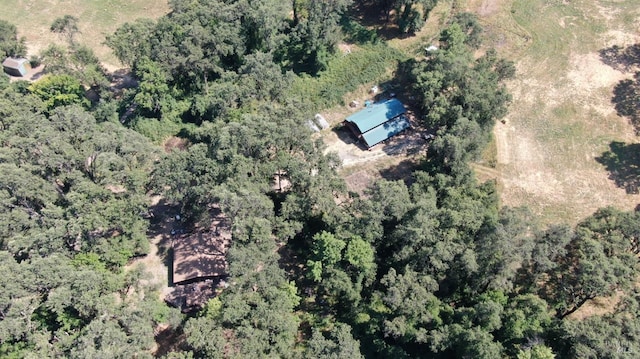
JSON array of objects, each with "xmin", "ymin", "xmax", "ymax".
[
  {"xmin": 477, "ymin": 0, "xmax": 502, "ymax": 17},
  {"xmin": 124, "ymin": 195, "xmax": 173, "ymax": 301},
  {"xmin": 496, "ymin": 48, "xmax": 640, "ymax": 222},
  {"xmin": 567, "ymin": 290, "xmax": 623, "ymax": 321}
]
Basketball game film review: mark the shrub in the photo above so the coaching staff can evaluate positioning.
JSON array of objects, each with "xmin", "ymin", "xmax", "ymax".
[{"xmin": 289, "ymin": 44, "xmax": 405, "ymax": 108}]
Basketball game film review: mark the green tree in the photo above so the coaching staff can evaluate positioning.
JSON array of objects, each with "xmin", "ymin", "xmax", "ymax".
[
  {"xmin": 186, "ymin": 236, "xmax": 299, "ymax": 358},
  {"xmin": 67, "ymin": 45, "xmax": 108, "ymax": 89},
  {"xmin": 563, "ymin": 313, "xmax": 640, "ymax": 359},
  {"xmin": 236, "ymin": 0, "xmax": 289, "ymax": 53},
  {"xmin": 544, "ymin": 209, "xmax": 639, "ymax": 318},
  {"xmin": 105, "ymin": 18, "xmax": 155, "ymax": 68},
  {"xmin": 289, "ymin": 0, "xmax": 352, "ymax": 73},
  {"xmin": 411, "ymin": 21, "xmax": 512, "ymax": 135},
  {"xmin": 50, "ymin": 15, "xmax": 80, "ymax": 45},
  {"xmin": 380, "ymin": 267, "xmax": 443, "ymax": 344},
  {"xmin": 432, "ymin": 324, "xmax": 504, "ymax": 359},
  {"xmin": 0, "ymin": 20, "xmax": 26, "ymax": 58},
  {"xmin": 516, "ymin": 344, "xmax": 555, "ymax": 359},
  {"xmin": 132, "ymin": 57, "xmax": 175, "ymax": 118},
  {"xmin": 472, "ymin": 207, "xmax": 536, "ymax": 293},
  {"xmin": 451, "ymin": 12, "xmax": 483, "ymax": 49},
  {"xmin": 500, "ymin": 294, "xmax": 552, "ymax": 354},
  {"xmin": 28, "ymin": 74, "xmax": 89, "ymax": 111},
  {"xmin": 304, "ymin": 323, "xmax": 364, "ymax": 359},
  {"xmin": 519, "ymin": 224, "xmax": 573, "ymax": 292},
  {"xmin": 312, "ymin": 231, "xmax": 346, "ymax": 266},
  {"xmin": 344, "ymin": 236, "xmax": 375, "ymax": 272},
  {"xmin": 396, "ymin": 0, "xmax": 438, "ymax": 34},
  {"xmin": 239, "ymin": 52, "xmax": 293, "ymax": 102}
]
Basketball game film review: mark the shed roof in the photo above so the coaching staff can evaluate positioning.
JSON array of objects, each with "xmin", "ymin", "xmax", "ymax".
[
  {"xmin": 2, "ymin": 57, "xmax": 28, "ymax": 69},
  {"xmin": 362, "ymin": 115, "xmax": 411, "ymax": 147},
  {"xmin": 345, "ymin": 98, "xmax": 406, "ymax": 134},
  {"xmin": 314, "ymin": 114, "xmax": 330, "ymax": 129}
]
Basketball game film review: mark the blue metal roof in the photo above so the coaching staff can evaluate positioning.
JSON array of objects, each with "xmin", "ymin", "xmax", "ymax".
[
  {"xmin": 345, "ymin": 98, "xmax": 406, "ymax": 133},
  {"xmin": 362, "ymin": 116, "xmax": 411, "ymax": 147}
]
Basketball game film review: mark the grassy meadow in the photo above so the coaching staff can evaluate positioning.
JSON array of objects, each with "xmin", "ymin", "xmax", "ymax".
[
  {"xmin": 0, "ymin": 0, "xmax": 170, "ymax": 69},
  {"xmin": 468, "ymin": 0, "xmax": 640, "ymax": 223}
]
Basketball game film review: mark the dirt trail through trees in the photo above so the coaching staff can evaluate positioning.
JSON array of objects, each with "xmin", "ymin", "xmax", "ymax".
[{"xmin": 125, "ymin": 195, "xmax": 173, "ymax": 301}]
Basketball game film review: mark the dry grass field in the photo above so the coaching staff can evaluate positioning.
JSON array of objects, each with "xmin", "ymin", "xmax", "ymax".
[
  {"xmin": 0, "ymin": 0, "xmax": 170, "ymax": 70},
  {"xmin": 466, "ymin": 0, "xmax": 640, "ymax": 224}
]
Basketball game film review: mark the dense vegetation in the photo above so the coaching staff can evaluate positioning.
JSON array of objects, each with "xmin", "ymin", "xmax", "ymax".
[
  {"xmin": 0, "ymin": 19, "xmax": 26, "ymax": 59},
  {"xmin": 2, "ymin": 1, "xmax": 640, "ymax": 358}
]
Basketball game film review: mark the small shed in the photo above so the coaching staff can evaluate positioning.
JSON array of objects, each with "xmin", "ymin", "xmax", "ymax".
[
  {"xmin": 314, "ymin": 114, "xmax": 330, "ymax": 130},
  {"xmin": 2, "ymin": 57, "xmax": 29, "ymax": 77}
]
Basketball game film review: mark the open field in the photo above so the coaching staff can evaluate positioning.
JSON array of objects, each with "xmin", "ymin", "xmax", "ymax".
[
  {"xmin": 0, "ymin": 0, "xmax": 170, "ymax": 70},
  {"xmin": 466, "ymin": 0, "xmax": 640, "ymax": 224}
]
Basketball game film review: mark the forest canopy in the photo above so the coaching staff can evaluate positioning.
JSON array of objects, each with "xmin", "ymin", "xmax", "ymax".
[{"xmin": 1, "ymin": 1, "xmax": 640, "ymax": 358}]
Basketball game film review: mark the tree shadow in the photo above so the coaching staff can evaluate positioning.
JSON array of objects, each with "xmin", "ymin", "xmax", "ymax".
[
  {"xmin": 612, "ymin": 73, "xmax": 640, "ymax": 133},
  {"xmin": 599, "ymin": 44, "xmax": 640, "ymax": 72},
  {"xmin": 379, "ymin": 158, "xmax": 419, "ymax": 186},
  {"xmin": 595, "ymin": 141, "xmax": 640, "ymax": 194},
  {"xmin": 332, "ymin": 124, "xmax": 370, "ymax": 150},
  {"xmin": 343, "ymin": 0, "xmax": 409, "ymax": 41},
  {"xmin": 599, "ymin": 43, "xmax": 640, "ymax": 133},
  {"xmin": 147, "ymin": 197, "xmax": 182, "ymax": 286}
]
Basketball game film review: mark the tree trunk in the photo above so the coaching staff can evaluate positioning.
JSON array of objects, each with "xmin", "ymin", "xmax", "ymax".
[{"xmin": 558, "ymin": 295, "xmax": 594, "ymax": 319}]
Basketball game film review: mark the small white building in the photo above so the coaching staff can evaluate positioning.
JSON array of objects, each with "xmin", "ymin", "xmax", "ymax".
[{"xmin": 314, "ymin": 114, "xmax": 330, "ymax": 130}]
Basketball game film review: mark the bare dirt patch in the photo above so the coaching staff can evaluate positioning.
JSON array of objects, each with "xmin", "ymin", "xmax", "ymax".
[
  {"xmin": 567, "ymin": 291, "xmax": 623, "ymax": 321},
  {"xmin": 163, "ymin": 136, "xmax": 190, "ymax": 153},
  {"xmin": 322, "ymin": 101, "xmax": 426, "ymax": 153},
  {"xmin": 323, "ymin": 123, "xmax": 427, "ymax": 194},
  {"xmin": 125, "ymin": 195, "xmax": 173, "ymax": 301},
  {"xmin": 477, "ymin": 0, "xmax": 502, "ymax": 17},
  {"xmin": 567, "ymin": 53, "xmax": 628, "ymax": 96},
  {"xmin": 482, "ymin": 0, "xmax": 640, "ymax": 224}
]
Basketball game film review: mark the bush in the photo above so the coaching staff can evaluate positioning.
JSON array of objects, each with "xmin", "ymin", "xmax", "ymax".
[
  {"xmin": 28, "ymin": 74, "xmax": 90, "ymax": 111},
  {"xmin": 29, "ymin": 55, "xmax": 41, "ymax": 68},
  {"xmin": 341, "ymin": 18, "xmax": 379, "ymax": 45}
]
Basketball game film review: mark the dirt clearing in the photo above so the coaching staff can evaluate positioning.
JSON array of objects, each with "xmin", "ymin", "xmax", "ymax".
[
  {"xmin": 125, "ymin": 195, "xmax": 173, "ymax": 301},
  {"xmin": 323, "ymin": 121, "xmax": 428, "ymax": 193}
]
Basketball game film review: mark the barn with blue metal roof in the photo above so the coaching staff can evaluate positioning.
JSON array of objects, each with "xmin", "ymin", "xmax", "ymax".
[{"xmin": 344, "ymin": 98, "xmax": 410, "ymax": 148}]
